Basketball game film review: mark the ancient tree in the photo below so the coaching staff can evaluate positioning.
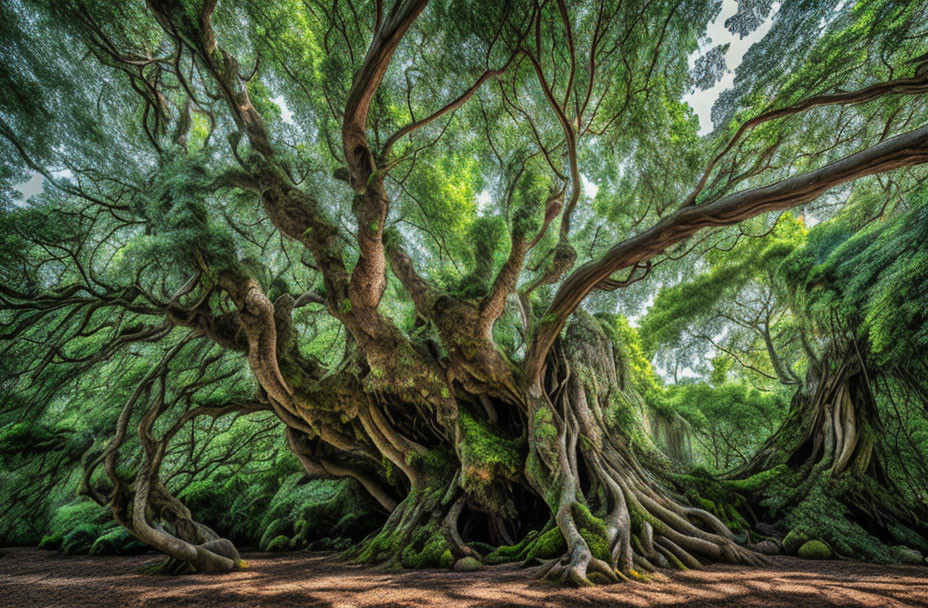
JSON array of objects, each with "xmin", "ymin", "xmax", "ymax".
[{"xmin": 2, "ymin": 0, "xmax": 928, "ymax": 584}]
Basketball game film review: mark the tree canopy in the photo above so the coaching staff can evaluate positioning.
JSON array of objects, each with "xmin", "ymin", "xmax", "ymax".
[{"xmin": 2, "ymin": 0, "xmax": 928, "ymax": 586}]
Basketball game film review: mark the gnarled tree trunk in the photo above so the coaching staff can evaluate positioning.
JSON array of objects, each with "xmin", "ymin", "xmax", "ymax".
[
  {"xmin": 516, "ymin": 316, "xmax": 760, "ymax": 585},
  {"xmin": 726, "ymin": 346, "xmax": 928, "ymax": 558},
  {"xmin": 275, "ymin": 313, "xmax": 762, "ymax": 586}
]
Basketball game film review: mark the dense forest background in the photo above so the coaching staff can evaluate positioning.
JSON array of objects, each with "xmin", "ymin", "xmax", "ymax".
[{"xmin": 2, "ymin": 0, "xmax": 928, "ymax": 584}]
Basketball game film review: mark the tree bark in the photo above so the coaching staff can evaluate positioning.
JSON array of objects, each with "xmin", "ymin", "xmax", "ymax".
[{"xmin": 728, "ymin": 346, "xmax": 928, "ymax": 557}]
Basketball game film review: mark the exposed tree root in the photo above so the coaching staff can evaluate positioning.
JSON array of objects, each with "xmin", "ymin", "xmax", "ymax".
[
  {"xmin": 349, "ymin": 479, "xmax": 478, "ymax": 569},
  {"xmin": 519, "ymin": 316, "xmax": 763, "ymax": 586},
  {"xmin": 722, "ymin": 348, "xmax": 928, "ymax": 560}
]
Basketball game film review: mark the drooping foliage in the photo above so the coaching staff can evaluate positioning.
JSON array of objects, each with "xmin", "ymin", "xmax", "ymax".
[{"xmin": 642, "ymin": 180, "xmax": 928, "ymax": 563}]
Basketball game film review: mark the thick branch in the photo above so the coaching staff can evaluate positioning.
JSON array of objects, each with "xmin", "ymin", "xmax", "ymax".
[
  {"xmin": 146, "ymin": 0, "xmax": 354, "ymax": 315},
  {"xmin": 343, "ymin": 0, "xmax": 430, "ymax": 153},
  {"xmin": 341, "ymin": 0, "xmax": 428, "ymax": 319},
  {"xmin": 385, "ymin": 237, "xmax": 437, "ymax": 316},
  {"xmin": 479, "ymin": 192, "xmax": 563, "ymax": 335},
  {"xmin": 286, "ymin": 428, "xmax": 397, "ymax": 512},
  {"xmin": 524, "ymin": 122, "xmax": 928, "ymax": 386},
  {"xmin": 686, "ymin": 72, "xmax": 928, "ymax": 206}
]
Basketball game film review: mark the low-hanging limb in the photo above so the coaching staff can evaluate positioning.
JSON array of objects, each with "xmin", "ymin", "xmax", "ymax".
[
  {"xmin": 81, "ymin": 336, "xmax": 268, "ymax": 574},
  {"xmin": 525, "ymin": 122, "xmax": 928, "ymax": 388},
  {"xmin": 286, "ymin": 428, "xmax": 398, "ymax": 513}
]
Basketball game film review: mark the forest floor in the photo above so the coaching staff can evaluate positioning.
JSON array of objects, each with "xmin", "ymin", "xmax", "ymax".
[{"xmin": 1, "ymin": 546, "xmax": 928, "ymax": 607}]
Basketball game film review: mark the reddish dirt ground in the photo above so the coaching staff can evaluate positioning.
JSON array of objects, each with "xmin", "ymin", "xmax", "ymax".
[{"xmin": 2, "ymin": 546, "xmax": 928, "ymax": 607}]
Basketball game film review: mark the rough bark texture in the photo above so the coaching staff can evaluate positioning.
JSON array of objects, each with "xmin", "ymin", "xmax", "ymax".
[
  {"xmin": 719, "ymin": 347, "xmax": 928, "ymax": 560},
  {"xmin": 512, "ymin": 317, "xmax": 761, "ymax": 585},
  {"xmin": 56, "ymin": 0, "xmax": 928, "ymax": 582},
  {"xmin": 308, "ymin": 314, "xmax": 762, "ymax": 586}
]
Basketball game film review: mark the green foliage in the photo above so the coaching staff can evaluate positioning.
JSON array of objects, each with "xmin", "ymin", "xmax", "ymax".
[
  {"xmin": 640, "ymin": 214, "xmax": 807, "ymax": 386},
  {"xmin": 37, "ymin": 501, "xmax": 109, "ymax": 552},
  {"xmin": 770, "ymin": 476, "xmax": 893, "ymax": 562},
  {"xmin": 652, "ymin": 382, "xmax": 788, "ymax": 471},
  {"xmin": 453, "ymin": 216, "xmax": 508, "ymax": 298},
  {"xmin": 265, "ymin": 535, "xmax": 291, "ymax": 553},
  {"xmin": 179, "ymin": 469, "xmax": 382, "ymax": 552},
  {"xmin": 782, "ymin": 529, "xmax": 809, "ymax": 554},
  {"xmin": 597, "ymin": 313, "xmax": 663, "ymax": 398},
  {"xmin": 1, "ymin": 0, "xmax": 928, "ymax": 574},
  {"xmin": 783, "ymin": 190, "xmax": 928, "ymax": 367},
  {"xmin": 89, "ymin": 527, "xmax": 146, "ymax": 556}
]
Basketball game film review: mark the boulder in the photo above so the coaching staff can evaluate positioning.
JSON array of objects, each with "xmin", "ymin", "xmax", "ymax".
[
  {"xmin": 749, "ymin": 540, "xmax": 780, "ymax": 555},
  {"xmin": 797, "ymin": 540, "xmax": 832, "ymax": 560},
  {"xmin": 453, "ymin": 557, "xmax": 483, "ymax": 571},
  {"xmin": 201, "ymin": 538, "xmax": 242, "ymax": 564}
]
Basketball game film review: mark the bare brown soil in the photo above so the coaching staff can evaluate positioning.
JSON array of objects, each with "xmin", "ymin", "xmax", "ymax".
[{"xmin": 1, "ymin": 546, "xmax": 927, "ymax": 607}]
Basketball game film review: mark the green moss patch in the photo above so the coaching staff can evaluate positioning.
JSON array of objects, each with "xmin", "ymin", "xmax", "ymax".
[{"xmin": 797, "ymin": 539, "xmax": 832, "ymax": 560}]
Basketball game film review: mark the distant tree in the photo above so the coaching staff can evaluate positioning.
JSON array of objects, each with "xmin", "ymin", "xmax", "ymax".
[
  {"xmin": 641, "ymin": 213, "xmax": 808, "ymax": 389},
  {"xmin": 728, "ymin": 195, "xmax": 928, "ymax": 561}
]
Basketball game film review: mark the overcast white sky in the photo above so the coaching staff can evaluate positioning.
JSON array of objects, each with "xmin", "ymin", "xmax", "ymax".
[
  {"xmin": 14, "ymin": 171, "xmax": 45, "ymax": 202},
  {"xmin": 683, "ymin": 0, "xmax": 781, "ymax": 135}
]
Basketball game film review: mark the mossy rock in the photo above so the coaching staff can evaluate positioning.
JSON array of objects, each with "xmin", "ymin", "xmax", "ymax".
[
  {"xmin": 781, "ymin": 478, "xmax": 894, "ymax": 562},
  {"xmin": 200, "ymin": 538, "xmax": 242, "ymax": 565},
  {"xmin": 889, "ymin": 546, "xmax": 923, "ymax": 565},
  {"xmin": 797, "ymin": 540, "xmax": 832, "ymax": 560},
  {"xmin": 782, "ymin": 529, "xmax": 809, "ymax": 555},
  {"xmin": 265, "ymin": 535, "xmax": 291, "ymax": 552},
  {"xmin": 453, "ymin": 556, "xmax": 483, "ymax": 571}
]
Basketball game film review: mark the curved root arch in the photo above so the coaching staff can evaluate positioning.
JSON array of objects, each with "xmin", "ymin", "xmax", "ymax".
[{"xmin": 729, "ymin": 348, "xmax": 928, "ymax": 553}]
